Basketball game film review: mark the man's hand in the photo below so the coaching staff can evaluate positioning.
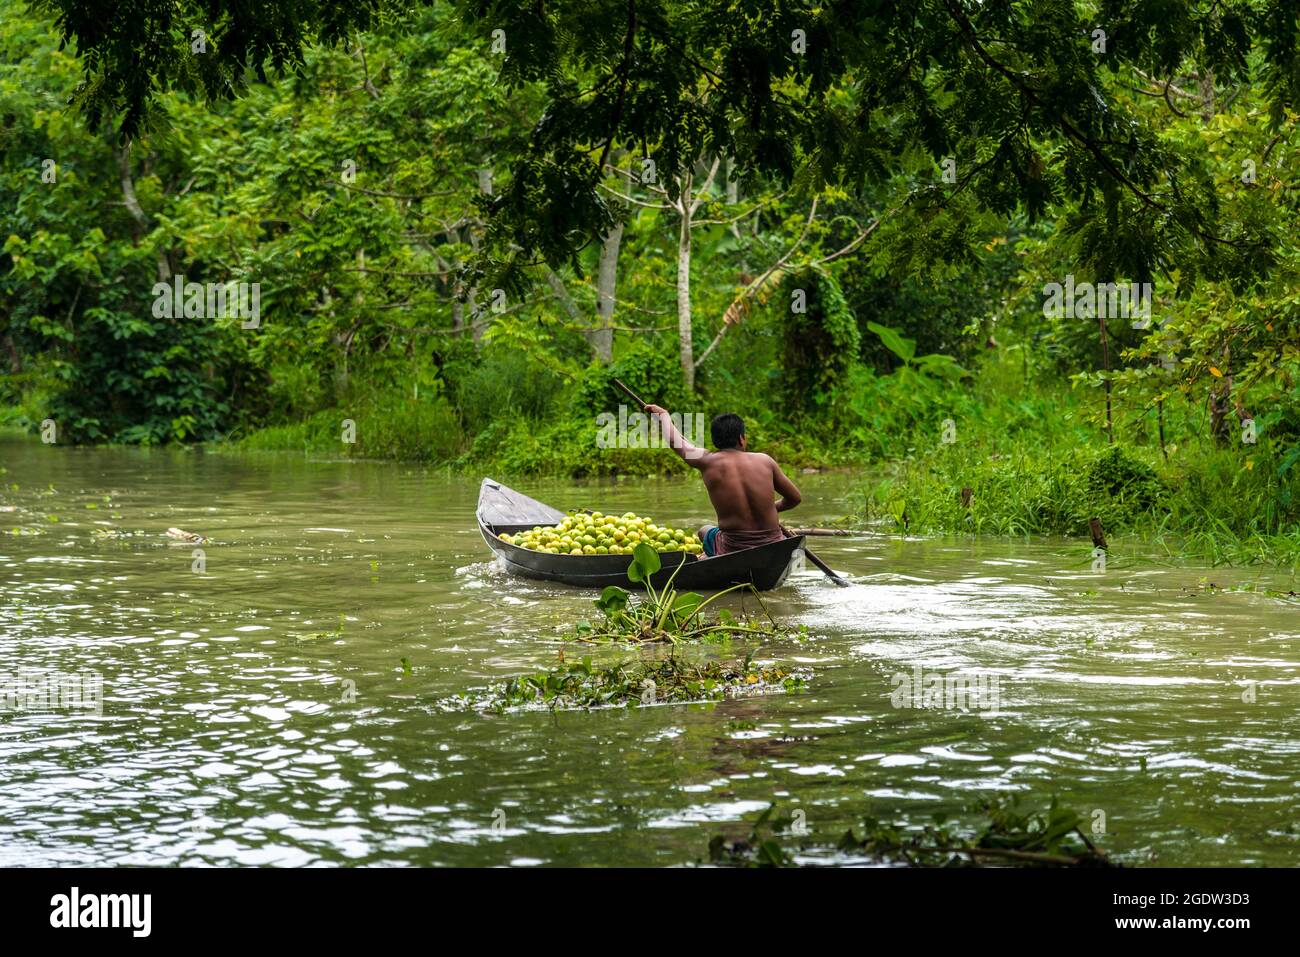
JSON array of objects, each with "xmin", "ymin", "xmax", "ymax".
[{"xmin": 644, "ymin": 403, "xmax": 668, "ymax": 416}]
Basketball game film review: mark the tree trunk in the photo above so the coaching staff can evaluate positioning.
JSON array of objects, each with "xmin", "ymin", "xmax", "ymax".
[
  {"xmin": 3, "ymin": 333, "xmax": 21, "ymax": 373},
  {"xmin": 589, "ymin": 149, "xmax": 627, "ymax": 364},
  {"xmin": 1209, "ymin": 343, "xmax": 1233, "ymax": 445},
  {"xmin": 117, "ymin": 144, "xmax": 171, "ymax": 282},
  {"xmin": 545, "ymin": 269, "xmax": 584, "ymax": 324},
  {"xmin": 468, "ymin": 229, "xmax": 484, "ymax": 344},
  {"xmin": 676, "ymin": 171, "xmax": 694, "ymax": 391},
  {"xmin": 1157, "ymin": 396, "xmax": 1168, "ymax": 462},
  {"xmin": 117, "ymin": 145, "xmax": 148, "ymax": 238},
  {"xmin": 593, "ymin": 221, "xmax": 622, "ymax": 363},
  {"xmin": 1099, "ymin": 315, "xmax": 1113, "ymax": 444},
  {"xmin": 468, "ymin": 285, "xmax": 483, "ymax": 343}
]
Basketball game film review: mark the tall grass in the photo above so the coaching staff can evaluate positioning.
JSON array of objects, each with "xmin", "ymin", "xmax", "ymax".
[
  {"xmin": 853, "ymin": 361, "xmax": 1300, "ymax": 567},
  {"xmin": 236, "ymin": 390, "xmax": 463, "ymax": 462}
]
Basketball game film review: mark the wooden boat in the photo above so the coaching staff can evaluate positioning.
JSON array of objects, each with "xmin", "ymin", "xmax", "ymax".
[{"xmin": 477, "ymin": 478, "xmax": 804, "ymax": 591}]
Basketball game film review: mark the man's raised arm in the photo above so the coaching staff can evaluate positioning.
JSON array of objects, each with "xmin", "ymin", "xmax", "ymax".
[{"xmin": 644, "ymin": 404, "xmax": 707, "ymax": 467}]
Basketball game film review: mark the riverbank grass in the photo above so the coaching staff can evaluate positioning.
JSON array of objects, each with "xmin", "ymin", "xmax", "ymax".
[{"xmin": 858, "ymin": 437, "xmax": 1300, "ymax": 567}]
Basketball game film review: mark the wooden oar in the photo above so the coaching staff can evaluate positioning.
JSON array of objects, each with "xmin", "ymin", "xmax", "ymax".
[
  {"xmin": 781, "ymin": 524, "xmax": 851, "ymax": 586},
  {"xmin": 612, "ymin": 377, "xmax": 647, "ymax": 409},
  {"xmin": 611, "ymin": 379, "xmax": 851, "ymax": 587}
]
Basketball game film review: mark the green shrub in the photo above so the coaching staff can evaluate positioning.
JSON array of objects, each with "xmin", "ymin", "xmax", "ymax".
[
  {"xmin": 239, "ymin": 391, "xmax": 462, "ymax": 462},
  {"xmin": 778, "ymin": 268, "xmax": 861, "ymax": 414},
  {"xmin": 448, "ymin": 348, "xmax": 565, "ymax": 434},
  {"xmin": 571, "ymin": 340, "xmax": 689, "ymax": 417},
  {"xmin": 1084, "ymin": 446, "xmax": 1167, "ymax": 514}
]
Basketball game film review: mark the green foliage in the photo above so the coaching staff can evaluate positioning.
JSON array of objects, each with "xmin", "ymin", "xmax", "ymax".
[
  {"xmin": 853, "ymin": 366, "xmax": 1300, "ymax": 565},
  {"xmin": 709, "ymin": 794, "xmax": 1112, "ymax": 868},
  {"xmin": 440, "ymin": 652, "xmax": 807, "ymax": 713},
  {"xmin": 844, "ymin": 794, "xmax": 1111, "ymax": 867},
  {"xmin": 707, "ymin": 803, "xmax": 798, "ymax": 868},
  {"xmin": 35, "ymin": 0, "xmax": 1300, "ymax": 309},
  {"xmin": 625, "ymin": 541, "xmax": 660, "ymax": 584},
  {"xmin": 438, "ymin": 0, "xmax": 1294, "ymax": 292},
  {"xmin": 571, "ymin": 340, "xmax": 689, "ymax": 416},
  {"xmin": 0, "ymin": 10, "xmax": 250, "ymax": 442},
  {"xmin": 446, "ymin": 347, "xmax": 565, "ymax": 435},
  {"xmin": 27, "ymin": 0, "xmax": 388, "ymax": 138},
  {"xmin": 1085, "ymin": 446, "xmax": 1166, "ymax": 513},
  {"xmin": 239, "ymin": 389, "xmax": 462, "ymax": 462},
  {"xmin": 841, "ymin": 228, "xmax": 1025, "ymax": 371},
  {"xmin": 777, "ymin": 268, "xmax": 860, "ymax": 413},
  {"xmin": 570, "ymin": 544, "xmax": 799, "ymax": 644},
  {"xmin": 459, "ymin": 414, "xmax": 690, "ymax": 477}
]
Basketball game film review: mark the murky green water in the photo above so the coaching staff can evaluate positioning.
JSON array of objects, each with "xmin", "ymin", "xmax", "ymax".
[{"xmin": 1, "ymin": 434, "xmax": 1298, "ymax": 866}]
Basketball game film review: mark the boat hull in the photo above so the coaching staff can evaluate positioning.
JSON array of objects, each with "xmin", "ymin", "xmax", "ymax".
[{"xmin": 476, "ymin": 478, "xmax": 802, "ymax": 592}]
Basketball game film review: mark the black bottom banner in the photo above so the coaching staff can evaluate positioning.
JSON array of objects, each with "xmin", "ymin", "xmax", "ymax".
[{"xmin": 0, "ymin": 865, "xmax": 1287, "ymax": 942}]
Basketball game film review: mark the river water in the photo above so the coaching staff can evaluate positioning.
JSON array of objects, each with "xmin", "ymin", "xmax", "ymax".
[{"xmin": 1, "ymin": 435, "xmax": 1297, "ymax": 866}]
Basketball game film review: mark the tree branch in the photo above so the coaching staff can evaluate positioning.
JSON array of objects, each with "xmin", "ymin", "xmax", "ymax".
[
  {"xmin": 940, "ymin": 0, "xmax": 1259, "ymax": 252},
  {"xmin": 695, "ymin": 197, "xmax": 820, "ymax": 370}
]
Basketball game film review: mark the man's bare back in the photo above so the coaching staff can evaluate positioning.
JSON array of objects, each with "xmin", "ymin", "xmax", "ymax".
[
  {"xmin": 644, "ymin": 405, "xmax": 801, "ymax": 556},
  {"xmin": 697, "ymin": 449, "xmax": 793, "ymax": 532}
]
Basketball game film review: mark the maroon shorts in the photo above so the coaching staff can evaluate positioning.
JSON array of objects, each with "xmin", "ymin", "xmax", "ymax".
[{"xmin": 700, "ymin": 526, "xmax": 784, "ymax": 557}]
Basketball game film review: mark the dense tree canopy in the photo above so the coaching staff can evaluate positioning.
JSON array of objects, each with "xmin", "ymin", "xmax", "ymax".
[{"xmin": 31, "ymin": 1, "xmax": 1300, "ymax": 284}]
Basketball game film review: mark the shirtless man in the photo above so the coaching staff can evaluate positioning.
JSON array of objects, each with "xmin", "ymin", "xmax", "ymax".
[{"xmin": 644, "ymin": 404, "xmax": 801, "ymax": 557}]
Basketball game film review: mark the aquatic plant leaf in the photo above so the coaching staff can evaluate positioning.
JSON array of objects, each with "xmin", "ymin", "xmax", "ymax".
[
  {"xmin": 594, "ymin": 585, "xmax": 630, "ymax": 616},
  {"xmin": 756, "ymin": 840, "xmax": 791, "ymax": 867},
  {"xmin": 673, "ymin": 591, "xmax": 704, "ymax": 619},
  {"xmin": 627, "ymin": 542, "xmax": 661, "ymax": 582}
]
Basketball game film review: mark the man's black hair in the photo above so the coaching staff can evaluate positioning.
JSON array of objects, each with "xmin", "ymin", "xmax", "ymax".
[{"xmin": 711, "ymin": 413, "xmax": 745, "ymax": 449}]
